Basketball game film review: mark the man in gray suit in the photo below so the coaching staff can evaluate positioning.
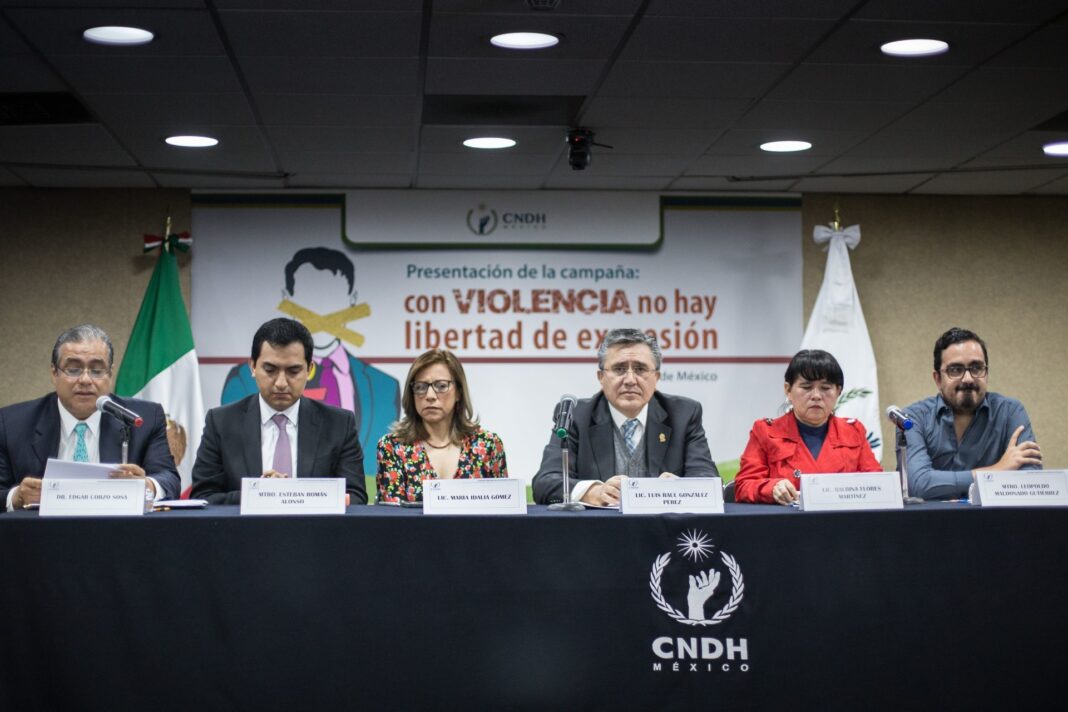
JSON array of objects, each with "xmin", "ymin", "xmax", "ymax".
[
  {"xmin": 532, "ymin": 328, "xmax": 718, "ymax": 506},
  {"xmin": 191, "ymin": 318, "xmax": 365, "ymax": 505}
]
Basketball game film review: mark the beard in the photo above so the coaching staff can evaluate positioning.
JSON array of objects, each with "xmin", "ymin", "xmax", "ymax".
[{"xmin": 951, "ymin": 385, "xmax": 981, "ymax": 414}]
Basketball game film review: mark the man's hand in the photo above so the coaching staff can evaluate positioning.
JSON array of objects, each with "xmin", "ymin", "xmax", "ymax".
[
  {"xmin": 581, "ymin": 475, "xmax": 626, "ymax": 505},
  {"xmin": 110, "ymin": 463, "xmax": 156, "ymax": 497},
  {"xmin": 658, "ymin": 472, "xmax": 679, "ymax": 479},
  {"xmin": 991, "ymin": 425, "xmax": 1042, "ymax": 471},
  {"xmin": 262, "ymin": 470, "xmax": 291, "ymax": 479},
  {"xmin": 772, "ymin": 478, "xmax": 799, "ymax": 505},
  {"xmin": 13, "ymin": 476, "xmax": 42, "ymax": 508}
]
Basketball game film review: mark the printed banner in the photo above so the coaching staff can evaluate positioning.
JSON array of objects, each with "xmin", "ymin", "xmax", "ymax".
[{"xmin": 191, "ymin": 193, "xmax": 803, "ymax": 481}]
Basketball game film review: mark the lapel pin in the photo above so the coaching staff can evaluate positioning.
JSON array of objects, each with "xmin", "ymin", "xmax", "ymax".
[{"xmin": 658, "ymin": 433, "xmax": 666, "ymax": 443}]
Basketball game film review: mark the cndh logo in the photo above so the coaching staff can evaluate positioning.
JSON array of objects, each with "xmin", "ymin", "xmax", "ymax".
[
  {"xmin": 466, "ymin": 205, "xmax": 498, "ymax": 235},
  {"xmin": 647, "ymin": 530, "xmax": 750, "ymax": 673}
]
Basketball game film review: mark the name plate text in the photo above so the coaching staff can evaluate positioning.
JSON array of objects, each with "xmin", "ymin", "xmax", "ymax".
[
  {"xmin": 971, "ymin": 470, "xmax": 1068, "ymax": 507},
  {"xmin": 240, "ymin": 477, "xmax": 346, "ymax": 515},
  {"xmin": 620, "ymin": 477, "xmax": 724, "ymax": 514},
  {"xmin": 423, "ymin": 478, "xmax": 526, "ymax": 515},
  {"xmin": 799, "ymin": 472, "xmax": 903, "ymax": 512},
  {"xmin": 39, "ymin": 479, "xmax": 146, "ymax": 517}
]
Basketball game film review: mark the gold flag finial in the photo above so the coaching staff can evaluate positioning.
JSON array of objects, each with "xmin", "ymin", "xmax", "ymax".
[{"xmin": 831, "ymin": 203, "xmax": 842, "ymax": 231}]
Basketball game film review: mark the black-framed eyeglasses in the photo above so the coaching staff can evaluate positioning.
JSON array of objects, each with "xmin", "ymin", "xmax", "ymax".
[
  {"xmin": 601, "ymin": 364, "xmax": 657, "ymax": 379},
  {"xmin": 55, "ymin": 366, "xmax": 111, "ymax": 380},
  {"xmin": 412, "ymin": 380, "xmax": 454, "ymax": 396},
  {"xmin": 942, "ymin": 363, "xmax": 987, "ymax": 379}
]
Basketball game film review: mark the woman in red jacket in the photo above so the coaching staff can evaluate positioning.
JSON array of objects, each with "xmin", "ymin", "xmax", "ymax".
[{"xmin": 734, "ymin": 349, "xmax": 881, "ymax": 505}]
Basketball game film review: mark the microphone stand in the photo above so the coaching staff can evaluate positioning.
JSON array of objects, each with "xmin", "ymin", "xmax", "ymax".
[
  {"xmin": 548, "ymin": 426, "xmax": 584, "ymax": 512},
  {"xmin": 896, "ymin": 428, "xmax": 924, "ymax": 505},
  {"xmin": 120, "ymin": 421, "xmax": 151, "ymax": 513}
]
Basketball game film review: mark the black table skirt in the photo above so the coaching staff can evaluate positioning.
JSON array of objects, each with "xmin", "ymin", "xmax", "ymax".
[{"xmin": 2, "ymin": 503, "xmax": 1064, "ymax": 711}]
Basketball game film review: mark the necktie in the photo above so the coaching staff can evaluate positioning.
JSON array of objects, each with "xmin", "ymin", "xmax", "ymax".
[
  {"xmin": 622, "ymin": 419, "xmax": 640, "ymax": 455},
  {"xmin": 271, "ymin": 413, "xmax": 292, "ymax": 475},
  {"xmin": 73, "ymin": 422, "xmax": 90, "ymax": 462}
]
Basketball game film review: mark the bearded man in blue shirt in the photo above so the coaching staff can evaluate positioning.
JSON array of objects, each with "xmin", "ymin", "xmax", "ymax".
[{"xmin": 901, "ymin": 327, "xmax": 1041, "ymax": 500}]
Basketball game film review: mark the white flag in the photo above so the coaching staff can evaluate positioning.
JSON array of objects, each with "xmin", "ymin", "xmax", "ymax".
[{"xmin": 800, "ymin": 224, "xmax": 882, "ymax": 460}]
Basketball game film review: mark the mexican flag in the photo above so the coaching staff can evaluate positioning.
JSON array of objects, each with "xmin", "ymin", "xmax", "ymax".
[{"xmin": 115, "ymin": 238, "xmax": 204, "ymax": 491}]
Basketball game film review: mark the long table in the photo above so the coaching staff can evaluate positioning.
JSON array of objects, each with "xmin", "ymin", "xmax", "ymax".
[{"xmin": 2, "ymin": 503, "xmax": 1064, "ymax": 711}]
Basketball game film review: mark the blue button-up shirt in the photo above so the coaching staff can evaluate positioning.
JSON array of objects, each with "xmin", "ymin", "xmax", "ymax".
[{"xmin": 900, "ymin": 392, "xmax": 1039, "ymax": 500}]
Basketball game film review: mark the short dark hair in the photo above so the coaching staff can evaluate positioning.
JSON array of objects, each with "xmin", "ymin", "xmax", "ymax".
[
  {"xmin": 784, "ymin": 349, "xmax": 844, "ymax": 388},
  {"xmin": 933, "ymin": 327, "xmax": 988, "ymax": 371},
  {"xmin": 597, "ymin": 328, "xmax": 663, "ymax": 369},
  {"xmin": 251, "ymin": 318, "xmax": 314, "ymax": 365},
  {"xmin": 52, "ymin": 324, "xmax": 114, "ymax": 369},
  {"xmin": 284, "ymin": 247, "xmax": 355, "ymax": 295}
]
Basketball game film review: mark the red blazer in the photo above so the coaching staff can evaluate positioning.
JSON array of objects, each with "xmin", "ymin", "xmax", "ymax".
[{"xmin": 734, "ymin": 413, "xmax": 882, "ymax": 504}]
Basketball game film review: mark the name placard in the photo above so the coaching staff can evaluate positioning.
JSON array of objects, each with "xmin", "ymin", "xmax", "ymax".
[
  {"xmin": 423, "ymin": 478, "xmax": 527, "ymax": 515},
  {"xmin": 620, "ymin": 477, "xmax": 724, "ymax": 515},
  {"xmin": 970, "ymin": 470, "xmax": 1068, "ymax": 507},
  {"xmin": 799, "ymin": 472, "xmax": 904, "ymax": 512},
  {"xmin": 39, "ymin": 479, "xmax": 146, "ymax": 517},
  {"xmin": 240, "ymin": 478, "xmax": 346, "ymax": 515}
]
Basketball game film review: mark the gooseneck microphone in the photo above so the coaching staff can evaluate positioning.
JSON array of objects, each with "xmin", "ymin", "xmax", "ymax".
[
  {"xmin": 96, "ymin": 395, "xmax": 144, "ymax": 428},
  {"xmin": 885, "ymin": 405, "xmax": 913, "ymax": 431},
  {"xmin": 553, "ymin": 395, "xmax": 577, "ymax": 439}
]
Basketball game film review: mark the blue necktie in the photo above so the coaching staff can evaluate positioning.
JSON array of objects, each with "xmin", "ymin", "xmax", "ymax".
[
  {"xmin": 622, "ymin": 419, "xmax": 640, "ymax": 455},
  {"xmin": 73, "ymin": 422, "xmax": 90, "ymax": 462}
]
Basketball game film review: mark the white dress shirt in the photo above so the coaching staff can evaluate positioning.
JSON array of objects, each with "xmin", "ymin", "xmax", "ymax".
[{"xmin": 259, "ymin": 396, "xmax": 300, "ymax": 476}]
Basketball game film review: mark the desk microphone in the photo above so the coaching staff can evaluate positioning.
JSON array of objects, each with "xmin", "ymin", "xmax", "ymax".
[
  {"xmin": 553, "ymin": 395, "xmax": 577, "ymax": 439},
  {"xmin": 97, "ymin": 396, "xmax": 144, "ymax": 428},
  {"xmin": 885, "ymin": 405, "xmax": 913, "ymax": 431}
]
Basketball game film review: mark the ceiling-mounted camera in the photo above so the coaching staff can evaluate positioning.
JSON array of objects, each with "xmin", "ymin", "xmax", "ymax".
[{"xmin": 566, "ymin": 128, "xmax": 612, "ymax": 171}]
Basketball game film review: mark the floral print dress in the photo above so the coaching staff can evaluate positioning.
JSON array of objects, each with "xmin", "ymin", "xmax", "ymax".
[{"xmin": 376, "ymin": 428, "xmax": 508, "ymax": 503}]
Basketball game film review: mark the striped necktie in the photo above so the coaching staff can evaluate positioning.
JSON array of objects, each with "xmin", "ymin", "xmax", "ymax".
[{"xmin": 622, "ymin": 418, "xmax": 640, "ymax": 455}]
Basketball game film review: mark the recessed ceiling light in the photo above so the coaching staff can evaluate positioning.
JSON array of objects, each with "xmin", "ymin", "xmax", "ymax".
[
  {"xmin": 83, "ymin": 26, "xmax": 154, "ymax": 46},
  {"xmin": 880, "ymin": 39, "xmax": 949, "ymax": 57},
  {"xmin": 1042, "ymin": 141, "xmax": 1068, "ymax": 157},
  {"xmin": 165, "ymin": 135, "xmax": 218, "ymax": 148},
  {"xmin": 760, "ymin": 140, "xmax": 812, "ymax": 153},
  {"xmin": 463, "ymin": 137, "xmax": 517, "ymax": 149},
  {"xmin": 490, "ymin": 32, "xmax": 559, "ymax": 50}
]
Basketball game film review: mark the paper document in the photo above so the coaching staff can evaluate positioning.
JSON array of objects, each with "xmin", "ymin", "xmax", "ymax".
[{"xmin": 43, "ymin": 458, "xmax": 121, "ymax": 480}]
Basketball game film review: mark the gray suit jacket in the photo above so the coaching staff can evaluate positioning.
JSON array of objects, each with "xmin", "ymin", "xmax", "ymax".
[
  {"xmin": 532, "ymin": 391, "xmax": 718, "ymax": 504},
  {"xmin": 190, "ymin": 394, "xmax": 366, "ymax": 505}
]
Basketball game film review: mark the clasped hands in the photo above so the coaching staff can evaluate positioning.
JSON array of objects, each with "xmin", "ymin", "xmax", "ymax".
[{"xmin": 581, "ymin": 472, "xmax": 680, "ymax": 506}]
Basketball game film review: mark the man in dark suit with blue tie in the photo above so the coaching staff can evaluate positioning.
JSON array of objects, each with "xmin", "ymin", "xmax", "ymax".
[
  {"xmin": 532, "ymin": 328, "xmax": 718, "ymax": 506},
  {"xmin": 191, "ymin": 318, "xmax": 366, "ymax": 505},
  {"xmin": 0, "ymin": 325, "xmax": 180, "ymax": 511}
]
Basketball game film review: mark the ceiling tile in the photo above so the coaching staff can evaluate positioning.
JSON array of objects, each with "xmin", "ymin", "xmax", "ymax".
[
  {"xmin": 15, "ymin": 167, "xmax": 155, "ymax": 188},
  {"xmin": 426, "ymin": 58, "xmax": 605, "ymax": 95},
  {"xmin": 622, "ymin": 17, "xmax": 836, "ymax": 62},
  {"xmin": 600, "ymin": 61, "xmax": 788, "ymax": 99},
  {"xmin": 582, "ymin": 97, "xmax": 750, "ymax": 129},
  {"xmin": 256, "ymin": 94, "xmax": 419, "ymax": 127},
  {"xmin": 220, "ymin": 10, "xmax": 421, "ymax": 57},
  {"xmin": 240, "ymin": 57, "xmax": 419, "ymax": 94},
  {"xmin": 791, "ymin": 173, "xmax": 935, "ymax": 193},
  {"xmin": 0, "ymin": 124, "xmax": 135, "ymax": 165}
]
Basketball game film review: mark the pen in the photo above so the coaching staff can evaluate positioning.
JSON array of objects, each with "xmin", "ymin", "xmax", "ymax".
[{"xmin": 153, "ymin": 506, "xmax": 172, "ymax": 512}]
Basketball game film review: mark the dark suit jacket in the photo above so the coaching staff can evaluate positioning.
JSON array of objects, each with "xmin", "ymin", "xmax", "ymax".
[
  {"xmin": 0, "ymin": 392, "xmax": 180, "ymax": 506},
  {"xmin": 532, "ymin": 391, "xmax": 718, "ymax": 505},
  {"xmin": 190, "ymin": 394, "xmax": 366, "ymax": 505}
]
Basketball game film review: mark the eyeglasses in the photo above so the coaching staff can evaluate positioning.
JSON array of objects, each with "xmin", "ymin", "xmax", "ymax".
[
  {"xmin": 55, "ymin": 366, "xmax": 111, "ymax": 380},
  {"xmin": 601, "ymin": 363, "xmax": 658, "ymax": 379},
  {"xmin": 412, "ymin": 380, "xmax": 454, "ymax": 396},
  {"xmin": 942, "ymin": 363, "xmax": 988, "ymax": 379}
]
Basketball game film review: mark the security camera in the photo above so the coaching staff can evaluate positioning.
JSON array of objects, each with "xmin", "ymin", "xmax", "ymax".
[
  {"xmin": 566, "ymin": 128, "xmax": 612, "ymax": 171},
  {"xmin": 567, "ymin": 129, "xmax": 593, "ymax": 170}
]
